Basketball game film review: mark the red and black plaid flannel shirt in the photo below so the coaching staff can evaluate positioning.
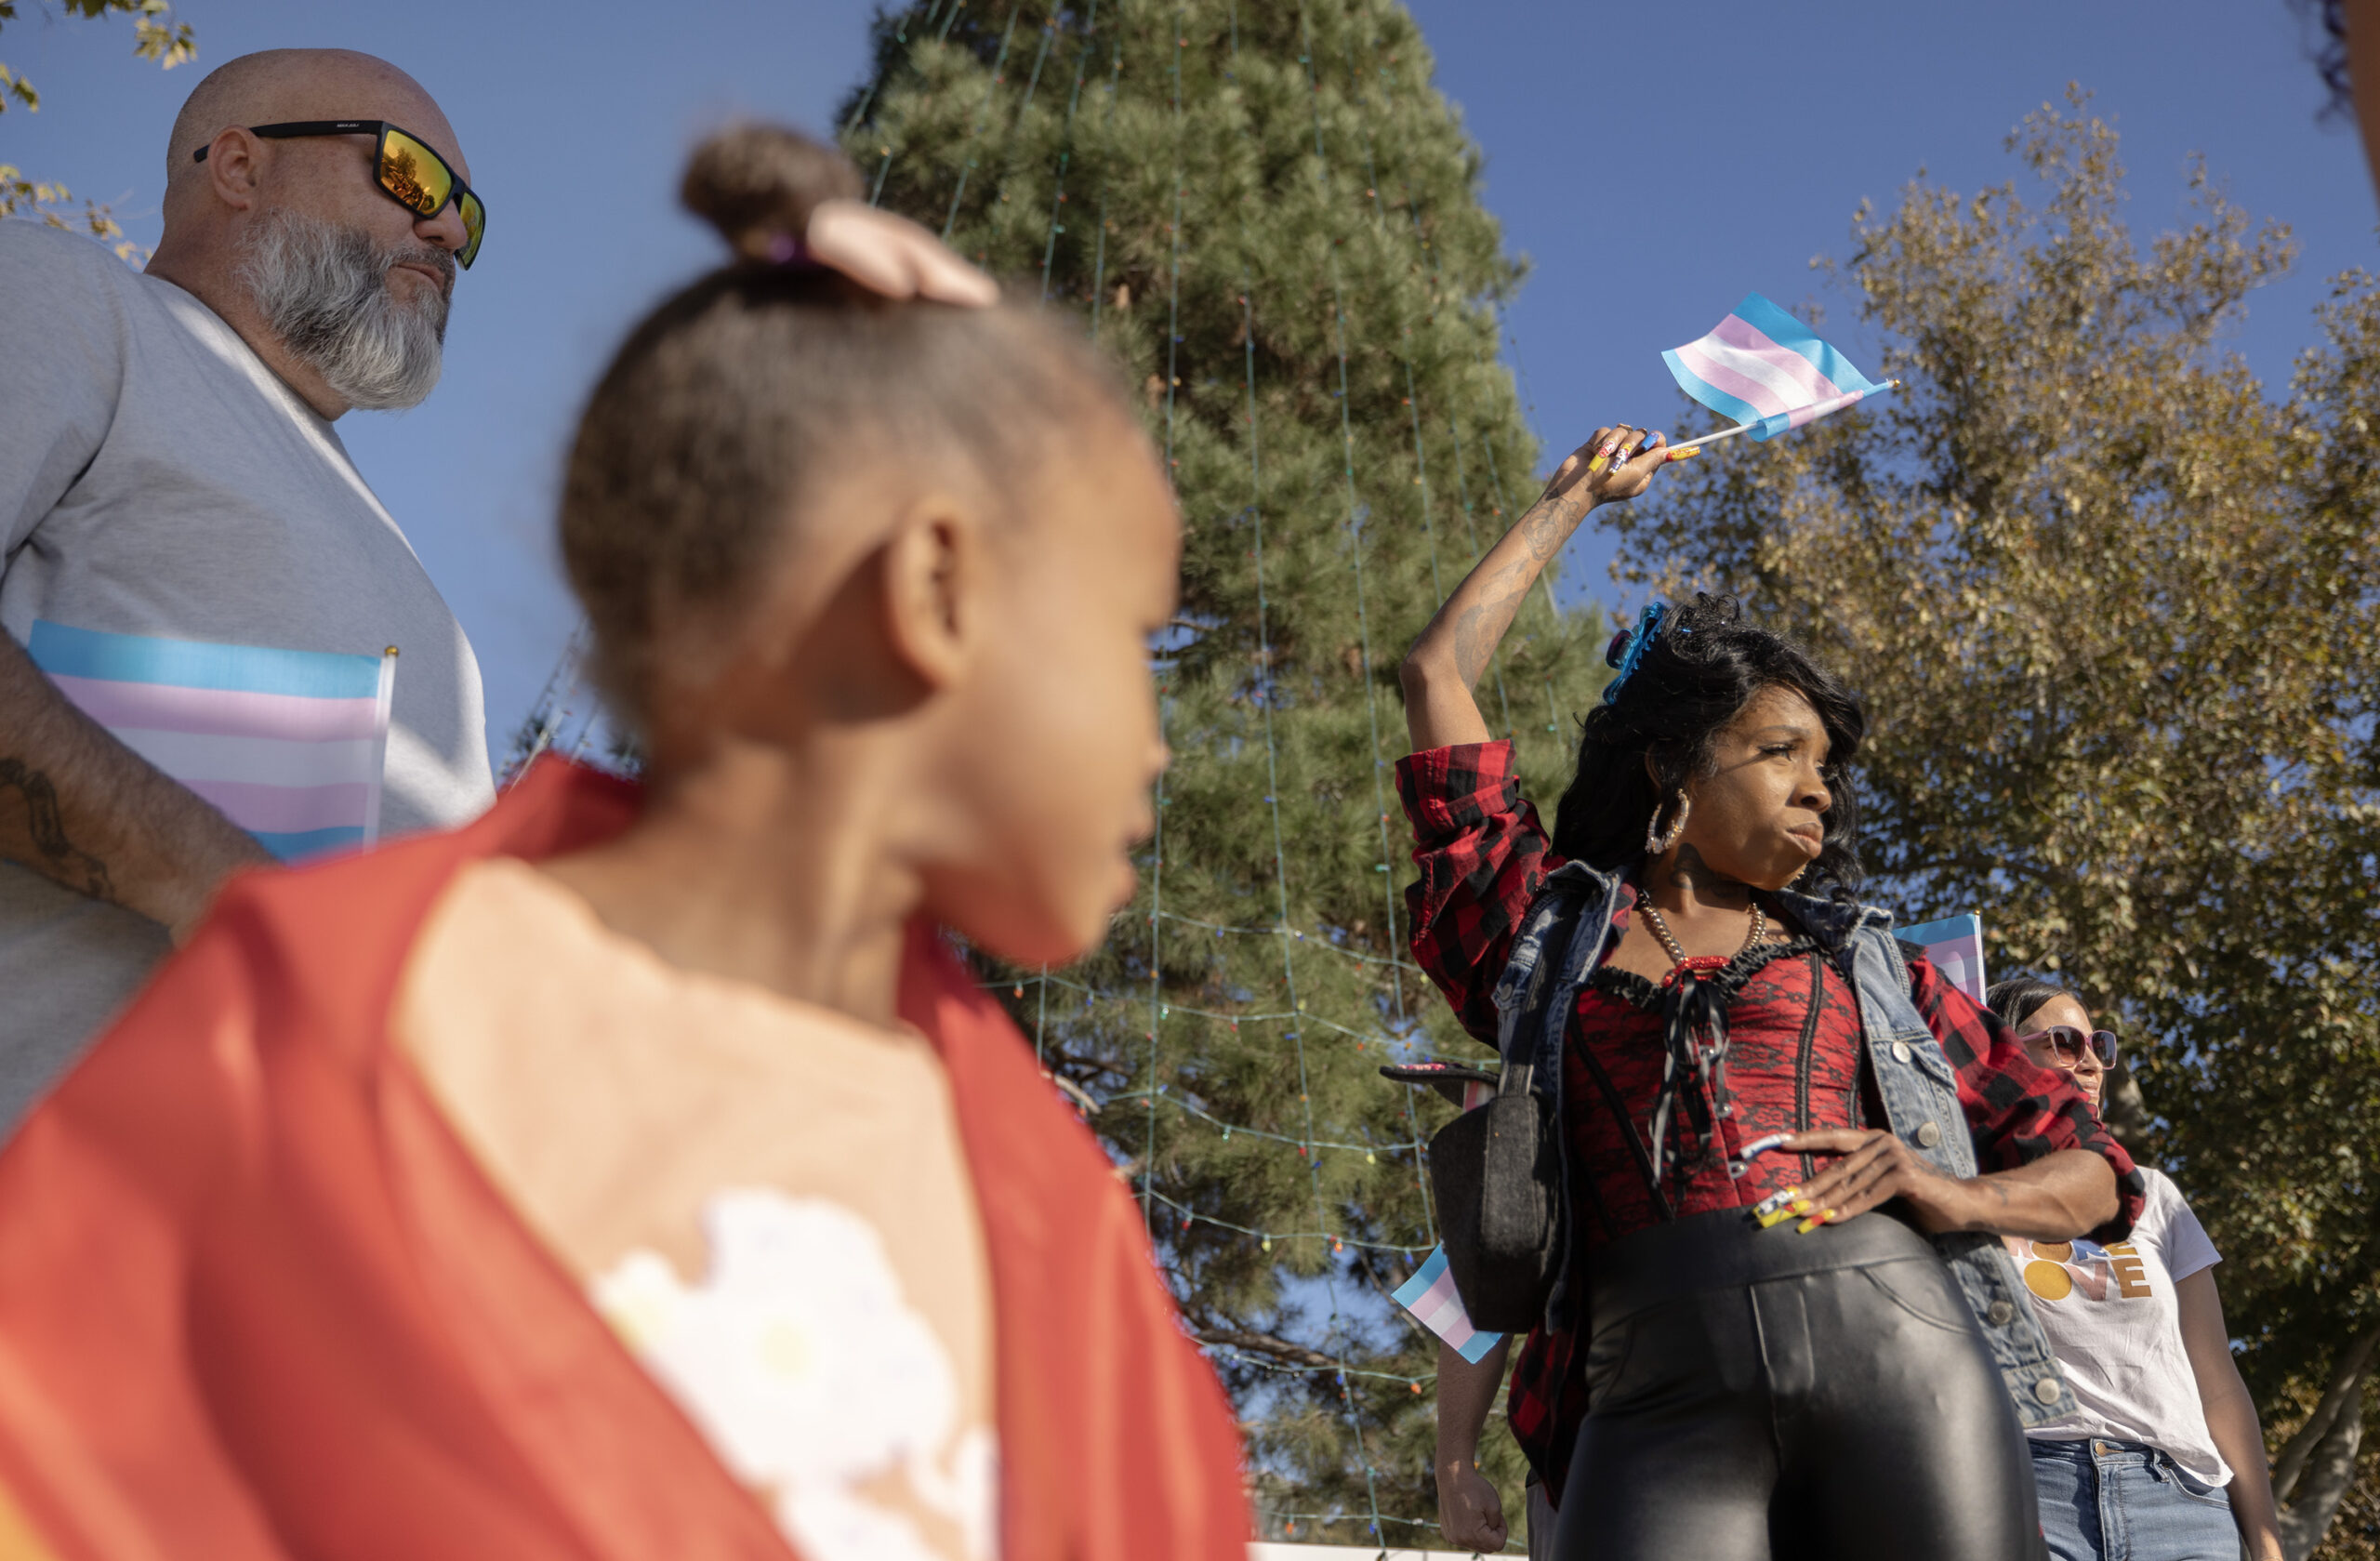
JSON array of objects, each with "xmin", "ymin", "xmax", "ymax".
[{"xmin": 1395, "ymin": 740, "xmax": 2144, "ymax": 1499}]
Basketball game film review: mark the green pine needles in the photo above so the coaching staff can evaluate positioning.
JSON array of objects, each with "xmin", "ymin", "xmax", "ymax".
[{"xmin": 843, "ymin": 0, "xmax": 1610, "ymax": 1542}]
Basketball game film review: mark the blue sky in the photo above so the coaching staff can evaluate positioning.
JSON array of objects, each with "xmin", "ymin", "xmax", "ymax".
[{"xmin": 4, "ymin": 0, "xmax": 2367, "ymax": 759}]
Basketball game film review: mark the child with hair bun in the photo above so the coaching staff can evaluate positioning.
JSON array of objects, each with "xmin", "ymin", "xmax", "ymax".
[{"xmin": 0, "ymin": 126, "xmax": 1247, "ymax": 1561}]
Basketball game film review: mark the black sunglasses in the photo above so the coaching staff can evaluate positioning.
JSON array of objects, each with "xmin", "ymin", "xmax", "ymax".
[
  {"xmin": 2020, "ymin": 1025, "xmax": 2118, "ymax": 1070},
  {"xmin": 196, "ymin": 120, "xmax": 483, "ymax": 269}
]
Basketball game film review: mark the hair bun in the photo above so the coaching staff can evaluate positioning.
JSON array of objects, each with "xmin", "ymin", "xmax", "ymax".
[{"xmin": 681, "ymin": 123, "xmax": 866, "ymax": 263}]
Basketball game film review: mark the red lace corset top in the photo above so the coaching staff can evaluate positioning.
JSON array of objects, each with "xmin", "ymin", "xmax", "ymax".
[{"xmin": 1562, "ymin": 925, "xmax": 1871, "ymax": 1250}]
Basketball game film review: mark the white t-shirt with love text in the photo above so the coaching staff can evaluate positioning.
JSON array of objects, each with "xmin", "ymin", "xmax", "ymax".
[{"xmin": 2004, "ymin": 1167, "xmax": 2229, "ymax": 1487}]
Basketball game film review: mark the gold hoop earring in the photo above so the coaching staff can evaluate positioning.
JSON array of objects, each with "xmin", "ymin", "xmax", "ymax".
[{"xmin": 1644, "ymin": 791, "xmax": 1691, "ymax": 856}]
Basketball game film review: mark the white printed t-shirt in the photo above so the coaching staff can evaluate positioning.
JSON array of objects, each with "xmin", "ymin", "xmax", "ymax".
[
  {"xmin": 0, "ymin": 224, "xmax": 495, "ymax": 1127},
  {"xmin": 2005, "ymin": 1167, "xmax": 2230, "ymax": 1486},
  {"xmin": 394, "ymin": 858, "xmax": 1000, "ymax": 1561}
]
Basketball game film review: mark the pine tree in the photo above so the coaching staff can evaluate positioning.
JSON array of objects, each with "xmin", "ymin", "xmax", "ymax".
[{"xmin": 843, "ymin": 1, "xmax": 1607, "ymax": 1542}]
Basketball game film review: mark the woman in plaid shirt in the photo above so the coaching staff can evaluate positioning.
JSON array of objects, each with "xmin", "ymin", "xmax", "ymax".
[{"xmin": 1401, "ymin": 424, "xmax": 2142, "ymax": 1561}]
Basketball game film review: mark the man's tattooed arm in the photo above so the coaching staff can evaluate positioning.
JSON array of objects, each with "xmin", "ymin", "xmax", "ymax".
[
  {"xmin": 1400, "ymin": 424, "xmax": 1669, "ymax": 752},
  {"xmin": 0, "ymin": 760, "xmax": 114, "ymax": 903},
  {"xmin": 0, "ymin": 630, "xmax": 271, "ymax": 939}
]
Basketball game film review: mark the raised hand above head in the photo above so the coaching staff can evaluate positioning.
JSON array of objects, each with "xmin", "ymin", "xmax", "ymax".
[
  {"xmin": 1583, "ymin": 423, "xmax": 1672, "ymax": 501},
  {"xmin": 1399, "ymin": 422, "xmax": 1672, "ymax": 751},
  {"xmin": 802, "ymin": 198, "xmax": 1000, "ymax": 307},
  {"xmin": 694, "ymin": 123, "xmax": 998, "ymax": 308}
]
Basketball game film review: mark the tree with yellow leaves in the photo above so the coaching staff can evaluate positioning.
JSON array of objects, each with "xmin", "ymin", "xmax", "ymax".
[
  {"xmin": 0, "ymin": 0, "xmax": 195, "ymax": 258},
  {"xmin": 1610, "ymin": 89, "xmax": 2380, "ymax": 1560}
]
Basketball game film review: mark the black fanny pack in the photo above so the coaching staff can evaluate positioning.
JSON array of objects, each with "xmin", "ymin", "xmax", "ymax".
[
  {"xmin": 1382, "ymin": 874, "xmax": 1594, "ymax": 1334},
  {"xmin": 1421, "ymin": 1060, "xmax": 1562, "ymax": 1331}
]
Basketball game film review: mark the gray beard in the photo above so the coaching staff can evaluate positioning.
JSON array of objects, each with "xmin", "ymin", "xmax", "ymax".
[{"xmin": 238, "ymin": 209, "xmax": 451, "ymax": 411}]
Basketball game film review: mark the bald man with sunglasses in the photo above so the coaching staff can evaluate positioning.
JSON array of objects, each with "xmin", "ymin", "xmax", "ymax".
[
  {"xmin": 0, "ymin": 47, "xmax": 1013, "ymax": 1134},
  {"xmin": 0, "ymin": 49, "xmax": 496, "ymax": 1131}
]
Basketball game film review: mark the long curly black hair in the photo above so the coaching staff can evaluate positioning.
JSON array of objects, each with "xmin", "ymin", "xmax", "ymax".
[{"xmin": 1549, "ymin": 593, "xmax": 1869, "ymax": 901}]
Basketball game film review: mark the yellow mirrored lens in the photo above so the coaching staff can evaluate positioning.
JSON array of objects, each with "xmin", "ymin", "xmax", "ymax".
[
  {"xmin": 378, "ymin": 130, "xmax": 450, "ymax": 217},
  {"xmin": 457, "ymin": 191, "xmax": 484, "ymax": 268}
]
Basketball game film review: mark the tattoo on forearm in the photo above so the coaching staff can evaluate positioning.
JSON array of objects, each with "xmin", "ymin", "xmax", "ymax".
[
  {"xmin": 0, "ymin": 759, "xmax": 115, "ymax": 902},
  {"xmin": 1423, "ymin": 496, "xmax": 1586, "ymax": 692},
  {"xmin": 1520, "ymin": 499, "xmax": 1574, "ymax": 562},
  {"xmin": 1450, "ymin": 576, "xmax": 1528, "ymax": 685}
]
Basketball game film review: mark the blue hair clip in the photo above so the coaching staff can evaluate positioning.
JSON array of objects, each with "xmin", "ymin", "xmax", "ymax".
[{"xmin": 1602, "ymin": 603, "xmax": 1665, "ymax": 706}]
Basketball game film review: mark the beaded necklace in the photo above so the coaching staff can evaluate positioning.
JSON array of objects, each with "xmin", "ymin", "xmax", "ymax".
[{"xmin": 1635, "ymin": 900, "xmax": 1768, "ymax": 979}]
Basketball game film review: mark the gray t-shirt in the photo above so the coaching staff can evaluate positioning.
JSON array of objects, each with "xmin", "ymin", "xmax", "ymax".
[{"xmin": 0, "ymin": 222, "xmax": 495, "ymax": 1128}]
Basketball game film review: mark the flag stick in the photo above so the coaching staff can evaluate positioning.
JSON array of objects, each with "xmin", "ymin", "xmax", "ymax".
[{"xmin": 1660, "ymin": 419, "xmax": 1758, "ymax": 461}]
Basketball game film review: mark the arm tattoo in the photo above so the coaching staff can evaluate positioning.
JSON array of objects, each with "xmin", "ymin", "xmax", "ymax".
[
  {"xmin": 1451, "ymin": 604, "xmax": 1491, "ymax": 686},
  {"xmin": 0, "ymin": 759, "xmax": 116, "ymax": 903},
  {"xmin": 1417, "ymin": 495, "xmax": 1587, "ymax": 695},
  {"xmin": 1450, "ymin": 577, "xmax": 1528, "ymax": 685},
  {"xmin": 1520, "ymin": 500, "xmax": 1573, "ymax": 562}
]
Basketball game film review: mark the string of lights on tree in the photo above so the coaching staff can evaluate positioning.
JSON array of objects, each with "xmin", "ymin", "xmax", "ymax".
[
  {"xmin": 506, "ymin": 2, "xmax": 1612, "ymax": 1546},
  {"xmin": 908, "ymin": 0, "xmax": 1535, "ymax": 1540}
]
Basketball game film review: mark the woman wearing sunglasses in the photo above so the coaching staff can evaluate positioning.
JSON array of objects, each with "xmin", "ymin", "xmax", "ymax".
[{"xmin": 1987, "ymin": 976, "xmax": 2285, "ymax": 1561}]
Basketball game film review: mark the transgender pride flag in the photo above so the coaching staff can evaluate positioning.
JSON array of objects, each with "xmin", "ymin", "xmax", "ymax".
[
  {"xmin": 1392, "ymin": 1245, "xmax": 1503, "ymax": 1364},
  {"xmin": 30, "ymin": 621, "xmax": 397, "ymax": 862},
  {"xmin": 1663, "ymin": 293, "xmax": 1896, "ymax": 443},
  {"xmin": 1901, "ymin": 913, "xmax": 1989, "ymax": 1005}
]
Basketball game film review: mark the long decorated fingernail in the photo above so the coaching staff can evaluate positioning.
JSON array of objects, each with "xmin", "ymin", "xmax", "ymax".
[
  {"xmin": 1796, "ymin": 1208, "xmax": 1837, "ymax": 1235},
  {"xmin": 1737, "ymin": 1134, "xmax": 1792, "ymax": 1163},
  {"xmin": 1664, "ymin": 445, "xmax": 1700, "ymax": 463}
]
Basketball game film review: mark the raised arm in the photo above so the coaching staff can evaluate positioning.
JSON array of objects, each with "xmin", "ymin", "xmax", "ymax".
[
  {"xmin": 1399, "ymin": 424, "xmax": 1670, "ymax": 752},
  {"xmin": 0, "ymin": 630, "xmax": 271, "ymax": 940}
]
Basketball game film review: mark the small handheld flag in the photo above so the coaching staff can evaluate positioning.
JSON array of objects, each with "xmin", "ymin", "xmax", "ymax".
[
  {"xmin": 1662, "ymin": 293, "xmax": 1897, "ymax": 459},
  {"xmin": 1900, "ymin": 913, "xmax": 1989, "ymax": 1006},
  {"xmin": 1392, "ymin": 1245, "xmax": 1503, "ymax": 1364}
]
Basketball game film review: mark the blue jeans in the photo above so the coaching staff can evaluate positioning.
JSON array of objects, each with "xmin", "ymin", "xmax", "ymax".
[{"xmin": 2030, "ymin": 1438, "xmax": 2241, "ymax": 1561}]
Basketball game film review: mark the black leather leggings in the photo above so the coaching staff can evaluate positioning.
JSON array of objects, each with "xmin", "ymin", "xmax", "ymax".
[{"xmin": 1552, "ymin": 1208, "xmax": 2045, "ymax": 1561}]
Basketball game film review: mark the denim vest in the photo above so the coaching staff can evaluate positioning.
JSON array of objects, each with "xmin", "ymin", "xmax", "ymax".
[{"xmin": 1490, "ymin": 859, "xmax": 2076, "ymax": 1427}]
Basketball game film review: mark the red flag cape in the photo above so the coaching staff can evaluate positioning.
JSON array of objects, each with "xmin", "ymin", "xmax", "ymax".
[{"xmin": 0, "ymin": 759, "xmax": 1249, "ymax": 1561}]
